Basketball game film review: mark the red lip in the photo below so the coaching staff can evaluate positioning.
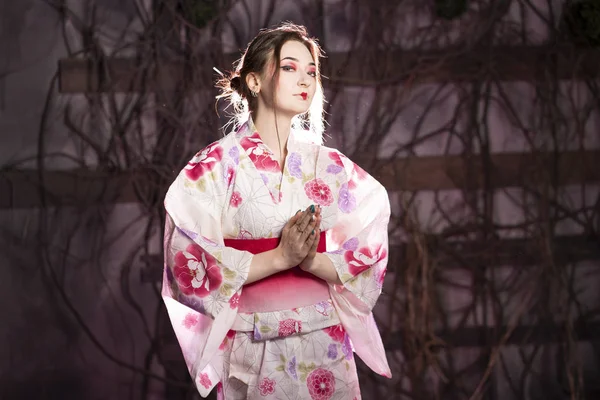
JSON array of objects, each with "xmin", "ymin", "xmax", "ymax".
[{"xmin": 299, "ymin": 92, "xmax": 308, "ymax": 100}]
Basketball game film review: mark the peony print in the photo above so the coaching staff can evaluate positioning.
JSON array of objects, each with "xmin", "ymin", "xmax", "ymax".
[
  {"xmin": 306, "ymin": 368, "xmax": 335, "ymax": 400},
  {"xmin": 173, "ymin": 243, "xmax": 223, "ymax": 297},
  {"xmin": 345, "ymin": 244, "xmax": 387, "ymax": 277},
  {"xmin": 324, "ymin": 324, "xmax": 346, "ymax": 343},
  {"xmin": 304, "ymin": 178, "xmax": 334, "ymax": 206},
  {"xmin": 240, "ymin": 133, "xmax": 280, "ymax": 172},
  {"xmin": 278, "ymin": 319, "xmax": 302, "ymax": 337},
  {"xmin": 259, "ymin": 377, "xmax": 276, "ymax": 396},
  {"xmin": 184, "ymin": 142, "xmax": 223, "ymax": 181}
]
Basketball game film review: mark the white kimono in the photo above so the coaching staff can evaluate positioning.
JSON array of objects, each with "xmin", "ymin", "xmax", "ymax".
[{"xmin": 163, "ymin": 119, "xmax": 391, "ymax": 399}]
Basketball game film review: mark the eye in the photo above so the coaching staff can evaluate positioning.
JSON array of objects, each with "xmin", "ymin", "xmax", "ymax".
[
  {"xmin": 281, "ymin": 65, "xmax": 296, "ymax": 72},
  {"xmin": 308, "ymin": 71, "xmax": 317, "ymax": 77}
]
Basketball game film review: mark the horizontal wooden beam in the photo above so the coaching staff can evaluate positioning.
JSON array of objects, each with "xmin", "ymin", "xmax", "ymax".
[
  {"xmin": 364, "ymin": 149, "xmax": 600, "ymax": 191},
  {"xmin": 2, "ymin": 150, "xmax": 598, "ymax": 209},
  {"xmin": 385, "ymin": 320, "xmax": 600, "ymax": 350},
  {"xmin": 387, "ymin": 234, "xmax": 600, "ymax": 270},
  {"xmin": 0, "ymin": 168, "xmax": 148, "ymax": 209},
  {"xmin": 58, "ymin": 45, "xmax": 600, "ymax": 93}
]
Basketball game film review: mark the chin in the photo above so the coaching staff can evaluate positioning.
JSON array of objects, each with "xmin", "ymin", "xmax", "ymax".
[{"xmin": 280, "ymin": 107, "xmax": 310, "ymax": 118}]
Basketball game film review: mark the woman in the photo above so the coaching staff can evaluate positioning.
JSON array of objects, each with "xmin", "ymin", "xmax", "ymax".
[{"xmin": 162, "ymin": 23, "xmax": 391, "ymax": 399}]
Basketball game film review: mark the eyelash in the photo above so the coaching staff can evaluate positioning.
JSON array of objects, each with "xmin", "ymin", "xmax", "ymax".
[{"xmin": 281, "ymin": 65, "xmax": 317, "ymax": 77}]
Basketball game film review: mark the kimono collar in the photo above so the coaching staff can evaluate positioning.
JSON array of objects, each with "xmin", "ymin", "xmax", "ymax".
[{"xmin": 237, "ymin": 117, "xmax": 299, "ymax": 155}]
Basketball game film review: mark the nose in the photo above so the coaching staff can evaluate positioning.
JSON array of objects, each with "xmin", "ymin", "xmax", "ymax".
[{"xmin": 299, "ymin": 72, "xmax": 311, "ymax": 87}]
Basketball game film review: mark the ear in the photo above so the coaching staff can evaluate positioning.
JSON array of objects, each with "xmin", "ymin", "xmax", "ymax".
[{"xmin": 245, "ymin": 72, "xmax": 261, "ymax": 94}]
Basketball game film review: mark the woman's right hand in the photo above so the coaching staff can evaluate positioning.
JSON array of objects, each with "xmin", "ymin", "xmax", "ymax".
[{"xmin": 278, "ymin": 205, "xmax": 319, "ymax": 269}]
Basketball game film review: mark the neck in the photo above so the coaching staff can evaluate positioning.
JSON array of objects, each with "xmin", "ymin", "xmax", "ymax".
[{"xmin": 252, "ymin": 109, "xmax": 293, "ymax": 159}]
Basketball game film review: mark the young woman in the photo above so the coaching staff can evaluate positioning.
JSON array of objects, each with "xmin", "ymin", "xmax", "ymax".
[{"xmin": 162, "ymin": 23, "xmax": 391, "ymax": 399}]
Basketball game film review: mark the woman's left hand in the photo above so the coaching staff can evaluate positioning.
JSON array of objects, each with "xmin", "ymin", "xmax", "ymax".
[{"xmin": 299, "ymin": 206, "xmax": 321, "ymax": 271}]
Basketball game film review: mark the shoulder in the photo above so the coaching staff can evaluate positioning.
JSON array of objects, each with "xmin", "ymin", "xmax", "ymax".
[
  {"xmin": 181, "ymin": 136, "xmax": 230, "ymax": 181},
  {"xmin": 168, "ymin": 133, "xmax": 238, "ymax": 195},
  {"xmin": 318, "ymin": 145, "xmax": 387, "ymax": 195}
]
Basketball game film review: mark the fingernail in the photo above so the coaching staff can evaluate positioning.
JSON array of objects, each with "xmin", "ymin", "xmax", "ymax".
[
  {"xmin": 296, "ymin": 209, "xmax": 301, "ymax": 214},
  {"xmin": 310, "ymin": 205, "xmax": 315, "ymax": 213},
  {"xmin": 311, "ymin": 229, "xmax": 315, "ymax": 235}
]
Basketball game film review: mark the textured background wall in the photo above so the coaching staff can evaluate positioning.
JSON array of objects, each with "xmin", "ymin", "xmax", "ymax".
[{"xmin": 1, "ymin": 0, "xmax": 599, "ymax": 399}]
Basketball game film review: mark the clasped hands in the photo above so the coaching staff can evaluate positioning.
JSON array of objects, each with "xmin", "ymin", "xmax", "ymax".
[{"xmin": 277, "ymin": 204, "xmax": 322, "ymax": 272}]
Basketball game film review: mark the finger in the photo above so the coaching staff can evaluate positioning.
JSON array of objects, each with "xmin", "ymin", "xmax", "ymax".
[
  {"xmin": 283, "ymin": 211, "xmax": 300, "ymax": 235},
  {"xmin": 297, "ymin": 205, "xmax": 316, "ymax": 232},
  {"xmin": 289, "ymin": 210, "xmax": 304, "ymax": 229},
  {"xmin": 290, "ymin": 210, "xmax": 303, "ymax": 225},
  {"xmin": 300, "ymin": 218, "xmax": 318, "ymax": 244},
  {"xmin": 306, "ymin": 227, "xmax": 320, "ymax": 252}
]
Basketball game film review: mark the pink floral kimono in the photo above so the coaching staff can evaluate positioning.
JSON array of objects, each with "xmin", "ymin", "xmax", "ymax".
[{"xmin": 162, "ymin": 120, "xmax": 391, "ymax": 399}]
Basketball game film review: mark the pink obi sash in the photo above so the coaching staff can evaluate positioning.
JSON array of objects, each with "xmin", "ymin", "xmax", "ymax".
[{"xmin": 224, "ymin": 232, "xmax": 330, "ymax": 313}]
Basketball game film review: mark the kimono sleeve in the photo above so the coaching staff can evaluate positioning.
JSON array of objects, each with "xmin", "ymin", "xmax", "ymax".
[
  {"xmin": 324, "ymin": 151, "xmax": 390, "ymax": 312},
  {"xmin": 321, "ymin": 150, "xmax": 392, "ymax": 377},
  {"xmin": 161, "ymin": 151, "xmax": 252, "ymax": 396}
]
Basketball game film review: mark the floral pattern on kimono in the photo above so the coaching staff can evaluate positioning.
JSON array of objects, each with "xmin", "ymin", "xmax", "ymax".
[{"xmin": 162, "ymin": 119, "xmax": 391, "ymax": 398}]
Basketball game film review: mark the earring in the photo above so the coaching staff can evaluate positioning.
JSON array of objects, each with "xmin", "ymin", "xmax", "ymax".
[{"xmin": 250, "ymin": 89, "xmax": 258, "ymax": 98}]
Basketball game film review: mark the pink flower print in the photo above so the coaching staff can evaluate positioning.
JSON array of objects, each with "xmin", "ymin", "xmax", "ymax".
[
  {"xmin": 223, "ymin": 164, "xmax": 235, "ymax": 185},
  {"xmin": 328, "ymin": 151, "xmax": 367, "ymax": 183},
  {"xmin": 307, "ymin": 368, "xmax": 335, "ymax": 400},
  {"xmin": 184, "ymin": 142, "xmax": 223, "ymax": 181},
  {"xmin": 324, "ymin": 324, "xmax": 346, "ymax": 343},
  {"xmin": 328, "ymin": 151, "xmax": 344, "ymax": 168},
  {"xmin": 259, "ymin": 377, "xmax": 276, "ymax": 396},
  {"xmin": 219, "ymin": 329, "xmax": 236, "ymax": 350},
  {"xmin": 241, "ymin": 133, "xmax": 280, "ymax": 172},
  {"xmin": 229, "ymin": 292, "xmax": 240, "ymax": 309},
  {"xmin": 376, "ymin": 266, "xmax": 387, "ymax": 287},
  {"xmin": 198, "ymin": 372, "xmax": 212, "ymax": 389},
  {"xmin": 182, "ymin": 313, "xmax": 199, "ymax": 330},
  {"xmin": 304, "ymin": 179, "xmax": 334, "ymax": 206},
  {"xmin": 173, "ymin": 243, "xmax": 223, "ymax": 298},
  {"xmin": 345, "ymin": 244, "xmax": 387, "ymax": 277},
  {"xmin": 278, "ymin": 319, "xmax": 302, "ymax": 337},
  {"xmin": 338, "ymin": 183, "xmax": 356, "ymax": 213},
  {"xmin": 230, "ymin": 191, "xmax": 242, "ymax": 207}
]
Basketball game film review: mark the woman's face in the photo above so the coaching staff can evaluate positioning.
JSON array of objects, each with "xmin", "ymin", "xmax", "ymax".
[{"xmin": 261, "ymin": 40, "xmax": 318, "ymax": 117}]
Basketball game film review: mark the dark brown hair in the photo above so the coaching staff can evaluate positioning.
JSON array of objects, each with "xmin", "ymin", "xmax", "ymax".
[{"xmin": 216, "ymin": 22, "xmax": 325, "ymax": 141}]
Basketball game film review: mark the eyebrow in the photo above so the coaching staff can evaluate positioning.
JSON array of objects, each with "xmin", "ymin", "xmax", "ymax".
[{"xmin": 281, "ymin": 56, "xmax": 316, "ymax": 66}]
